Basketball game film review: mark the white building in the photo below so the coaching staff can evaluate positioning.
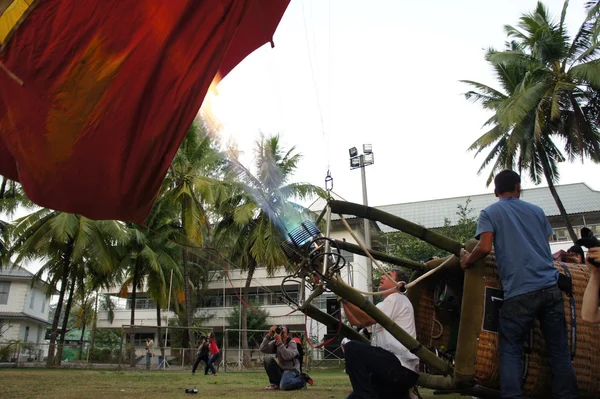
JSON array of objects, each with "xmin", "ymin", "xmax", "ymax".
[{"xmin": 0, "ymin": 265, "xmax": 52, "ymax": 361}]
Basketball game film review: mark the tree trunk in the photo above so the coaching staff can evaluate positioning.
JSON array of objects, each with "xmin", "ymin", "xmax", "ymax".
[
  {"xmin": 56, "ymin": 274, "xmax": 76, "ymax": 365},
  {"xmin": 78, "ymin": 319, "xmax": 87, "ymax": 361},
  {"xmin": 88, "ymin": 292, "xmax": 99, "ymax": 363},
  {"xmin": 182, "ymin": 249, "xmax": 193, "ymax": 344},
  {"xmin": 46, "ymin": 272, "xmax": 68, "ymax": 367},
  {"xmin": 540, "ymin": 152, "xmax": 577, "ymax": 243},
  {"xmin": 156, "ymin": 302, "xmax": 165, "ymax": 362},
  {"xmin": 181, "ymin": 201, "xmax": 193, "ymax": 352},
  {"xmin": 0, "ymin": 177, "xmax": 6, "ymax": 198},
  {"xmin": 129, "ymin": 265, "xmax": 138, "ymax": 367},
  {"xmin": 241, "ymin": 258, "xmax": 256, "ymax": 367}
]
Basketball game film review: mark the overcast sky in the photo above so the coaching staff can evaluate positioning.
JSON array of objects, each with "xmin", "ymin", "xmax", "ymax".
[{"xmin": 203, "ymin": 0, "xmax": 600, "ymax": 208}]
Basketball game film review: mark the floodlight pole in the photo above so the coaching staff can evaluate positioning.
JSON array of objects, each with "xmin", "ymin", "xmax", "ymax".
[
  {"xmin": 350, "ymin": 146, "xmax": 373, "ymax": 300},
  {"xmin": 359, "ymin": 154, "xmax": 373, "ymax": 298}
]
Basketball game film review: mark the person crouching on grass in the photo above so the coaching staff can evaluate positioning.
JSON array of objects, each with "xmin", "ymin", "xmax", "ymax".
[
  {"xmin": 205, "ymin": 332, "xmax": 220, "ymax": 376},
  {"xmin": 259, "ymin": 325, "xmax": 310, "ymax": 391}
]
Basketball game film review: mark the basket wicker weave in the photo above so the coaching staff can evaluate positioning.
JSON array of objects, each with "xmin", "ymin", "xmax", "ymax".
[{"xmin": 413, "ymin": 256, "xmax": 600, "ymax": 398}]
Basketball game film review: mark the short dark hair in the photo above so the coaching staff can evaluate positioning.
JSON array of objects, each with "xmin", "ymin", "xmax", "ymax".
[
  {"xmin": 494, "ymin": 170, "xmax": 521, "ymax": 195},
  {"xmin": 567, "ymin": 245, "xmax": 584, "ymax": 261},
  {"xmin": 389, "ymin": 268, "xmax": 409, "ymax": 282}
]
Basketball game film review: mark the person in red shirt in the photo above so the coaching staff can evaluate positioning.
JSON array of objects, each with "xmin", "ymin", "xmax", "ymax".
[{"xmin": 205, "ymin": 332, "xmax": 221, "ymax": 376}]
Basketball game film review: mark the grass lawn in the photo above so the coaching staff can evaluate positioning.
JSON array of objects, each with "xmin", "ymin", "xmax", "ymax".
[{"xmin": 0, "ymin": 369, "xmax": 464, "ymax": 399}]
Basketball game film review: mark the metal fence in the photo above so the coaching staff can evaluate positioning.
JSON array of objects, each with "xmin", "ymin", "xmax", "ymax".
[{"xmin": 0, "ymin": 326, "xmax": 345, "ymax": 371}]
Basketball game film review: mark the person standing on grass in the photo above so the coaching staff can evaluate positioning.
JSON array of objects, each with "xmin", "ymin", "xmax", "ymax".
[
  {"xmin": 205, "ymin": 332, "xmax": 221, "ymax": 376},
  {"xmin": 145, "ymin": 337, "xmax": 154, "ymax": 370},
  {"xmin": 192, "ymin": 336, "xmax": 209, "ymax": 375}
]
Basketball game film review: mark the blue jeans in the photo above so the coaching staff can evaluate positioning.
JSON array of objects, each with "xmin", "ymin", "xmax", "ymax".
[
  {"xmin": 263, "ymin": 357, "xmax": 305, "ymax": 390},
  {"xmin": 205, "ymin": 352, "xmax": 221, "ymax": 375},
  {"xmin": 499, "ymin": 285, "xmax": 578, "ymax": 399}
]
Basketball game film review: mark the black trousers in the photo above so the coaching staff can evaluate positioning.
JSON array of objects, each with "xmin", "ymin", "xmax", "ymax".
[
  {"xmin": 192, "ymin": 353, "xmax": 209, "ymax": 373},
  {"xmin": 344, "ymin": 340, "xmax": 418, "ymax": 399}
]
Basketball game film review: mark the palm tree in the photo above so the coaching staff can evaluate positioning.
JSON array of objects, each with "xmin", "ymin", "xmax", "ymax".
[
  {"xmin": 462, "ymin": 1, "xmax": 600, "ymax": 242},
  {"xmin": 160, "ymin": 119, "xmax": 226, "ymax": 348},
  {"xmin": 8, "ymin": 209, "xmax": 123, "ymax": 366},
  {"xmin": 216, "ymin": 134, "xmax": 325, "ymax": 365},
  {"xmin": 0, "ymin": 177, "xmax": 36, "ymax": 258},
  {"xmin": 116, "ymin": 201, "xmax": 182, "ymax": 367}
]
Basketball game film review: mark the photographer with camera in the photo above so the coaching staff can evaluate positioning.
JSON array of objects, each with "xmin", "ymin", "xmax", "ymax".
[
  {"xmin": 259, "ymin": 325, "xmax": 308, "ymax": 391},
  {"xmin": 582, "ymin": 244, "xmax": 600, "ymax": 324},
  {"xmin": 191, "ymin": 335, "xmax": 209, "ymax": 375}
]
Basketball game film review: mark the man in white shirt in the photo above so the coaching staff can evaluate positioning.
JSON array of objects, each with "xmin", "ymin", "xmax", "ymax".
[{"xmin": 341, "ymin": 269, "xmax": 419, "ymax": 399}]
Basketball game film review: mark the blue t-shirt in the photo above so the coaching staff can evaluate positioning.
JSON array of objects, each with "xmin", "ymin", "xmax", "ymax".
[{"xmin": 475, "ymin": 197, "xmax": 557, "ymax": 299}]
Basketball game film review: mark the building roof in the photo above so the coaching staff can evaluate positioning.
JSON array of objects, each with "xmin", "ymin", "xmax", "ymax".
[
  {"xmin": 0, "ymin": 265, "xmax": 35, "ymax": 278},
  {"xmin": 0, "ymin": 311, "xmax": 52, "ymax": 325},
  {"xmin": 376, "ymin": 183, "xmax": 600, "ymax": 232}
]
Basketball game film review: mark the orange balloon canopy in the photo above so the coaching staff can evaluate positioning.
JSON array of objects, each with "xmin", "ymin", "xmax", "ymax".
[{"xmin": 0, "ymin": 0, "xmax": 289, "ymax": 223}]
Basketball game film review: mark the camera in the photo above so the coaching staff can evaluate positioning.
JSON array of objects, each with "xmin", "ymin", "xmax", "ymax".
[
  {"xmin": 274, "ymin": 326, "xmax": 283, "ymax": 335},
  {"xmin": 576, "ymin": 227, "xmax": 600, "ymax": 267}
]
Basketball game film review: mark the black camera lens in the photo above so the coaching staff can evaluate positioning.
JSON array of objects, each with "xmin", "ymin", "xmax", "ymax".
[{"xmin": 275, "ymin": 327, "xmax": 282, "ymax": 335}]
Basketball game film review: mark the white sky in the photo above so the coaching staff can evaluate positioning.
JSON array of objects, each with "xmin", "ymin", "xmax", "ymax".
[{"xmin": 203, "ymin": 0, "xmax": 600, "ymax": 207}]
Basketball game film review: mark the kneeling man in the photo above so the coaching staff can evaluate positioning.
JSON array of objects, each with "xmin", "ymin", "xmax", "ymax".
[
  {"xmin": 259, "ymin": 325, "xmax": 309, "ymax": 391},
  {"xmin": 342, "ymin": 269, "xmax": 419, "ymax": 399}
]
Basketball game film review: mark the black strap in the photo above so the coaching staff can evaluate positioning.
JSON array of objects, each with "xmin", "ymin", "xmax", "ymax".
[{"xmin": 558, "ymin": 262, "xmax": 576, "ymax": 360}]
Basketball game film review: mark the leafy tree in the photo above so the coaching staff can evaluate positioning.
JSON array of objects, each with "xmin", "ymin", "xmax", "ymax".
[
  {"xmin": 160, "ymin": 119, "xmax": 226, "ymax": 348},
  {"xmin": 215, "ymin": 133, "xmax": 325, "ymax": 365},
  {"xmin": 462, "ymin": 1, "xmax": 600, "ymax": 242},
  {"xmin": 8, "ymin": 209, "xmax": 123, "ymax": 366},
  {"xmin": 226, "ymin": 300, "xmax": 269, "ymax": 348}
]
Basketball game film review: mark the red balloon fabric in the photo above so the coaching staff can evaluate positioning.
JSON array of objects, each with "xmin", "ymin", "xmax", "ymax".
[{"xmin": 0, "ymin": 0, "xmax": 289, "ymax": 223}]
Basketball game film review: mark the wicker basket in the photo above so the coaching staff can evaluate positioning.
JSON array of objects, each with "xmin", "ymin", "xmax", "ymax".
[{"xmin": 412, "ymin": 257, "xmax": 600, "ymax": 398}]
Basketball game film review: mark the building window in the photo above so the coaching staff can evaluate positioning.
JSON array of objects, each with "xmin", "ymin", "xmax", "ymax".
[
  {"xmin": 30, "ymin": 290, "xmax": 36, "ymax": 309},
  {"xmin": 0, "ymin": 281, "xmax": 10, "ymax": 304},
  {"xmin": 24, "ymin": 326, "xmax": 29, "ymax": 342},
  {"xmin": 41, "ymin": 299, "xmax": 45, "ymax": 313},
  {"xmin": 36, "ymin": 328, "xmax": 43, "ymax": 344},
  {"xmin": 125, "ymin": 297, "xmax": 156, "ymax": 310}
]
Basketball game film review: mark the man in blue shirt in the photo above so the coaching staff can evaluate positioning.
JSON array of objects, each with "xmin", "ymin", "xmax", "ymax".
[{"xmin": 461, "ymin": 170, "xmax": 577, "ymax": 399}]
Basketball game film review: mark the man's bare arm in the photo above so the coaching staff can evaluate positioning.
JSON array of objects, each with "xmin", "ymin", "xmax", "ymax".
[
  {"xmin": 582, "ymin": 248, "xmax": 600, "ymax": 324},
  {"xmin": 343, "ymin": 300, "xmax": 376, "ymax": 327},
  {"xmin": 460, "ymin": 232, "xmax": 493, "ymax": 269}
]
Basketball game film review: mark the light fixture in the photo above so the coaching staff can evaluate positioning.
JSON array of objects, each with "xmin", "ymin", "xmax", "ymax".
[
  {"xmin": 363, "ymin": 144, "xmax": 372, "ymax": 154},
  {"xmin": 350, "ymin": 157, "xmax": 360, "ymax": 168},
  {"xmin": 363, "ymin": 153, "xmax": 374, "ymax": 165},
  {"xmin": 349, "ymin": 147, "xmax": 358, "ymax": 158}
]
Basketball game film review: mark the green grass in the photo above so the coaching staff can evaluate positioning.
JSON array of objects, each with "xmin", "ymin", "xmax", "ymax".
[{"xmin": 0, "ymin": 369, "xmax": 463, "ymax": 399}]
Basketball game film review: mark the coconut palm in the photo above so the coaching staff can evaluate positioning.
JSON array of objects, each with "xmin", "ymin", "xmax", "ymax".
[
  {"xmin": 160, "ymin": 119, "xmax": 226, "ymax": 348},
  {"xmin": 215, "ymin": 134, "xmax": 325, "ymax": 365},
  {"xmin": 0, "ymin": 177, "xmax": 35, "ymax": 218},
  {"xmin": 8, "ymin": 209, "xmax": 123, "ymax": 366},
  {"xmin": 116, "ymin": 200, "xmax": 182, "ymax": 367},
  {"xmin": 462, "ymin": 1, "xmax": 600, "ymax": 242}
]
